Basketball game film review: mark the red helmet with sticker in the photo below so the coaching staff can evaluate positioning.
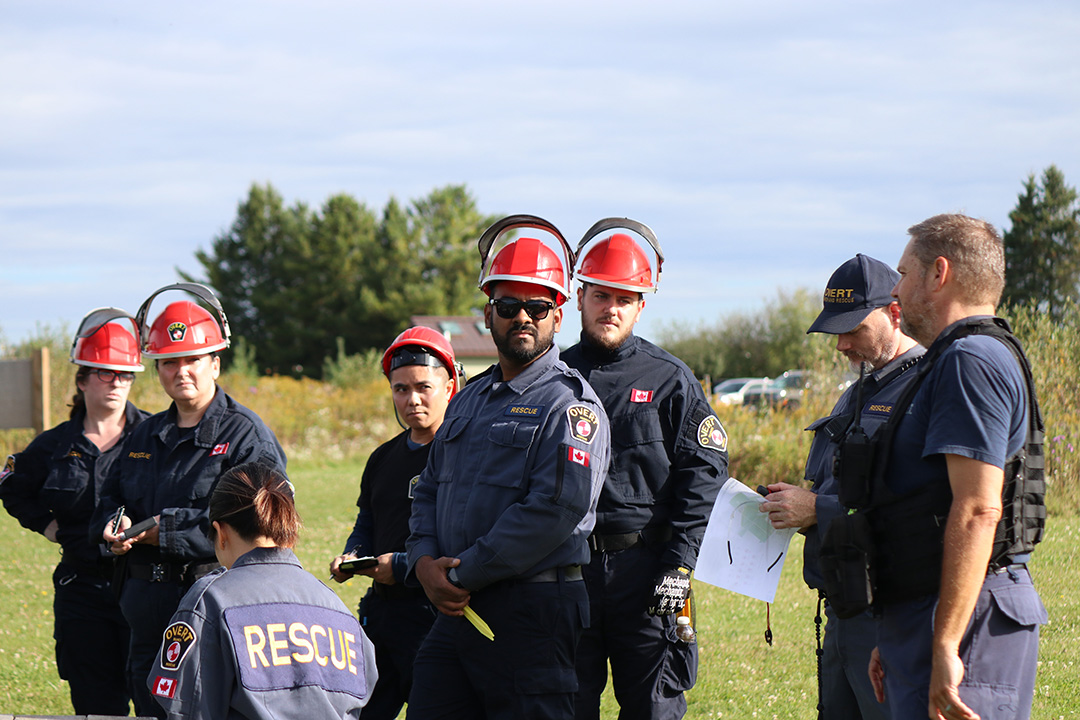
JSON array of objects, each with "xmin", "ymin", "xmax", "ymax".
[
  {"xmin": 576, "ymin": 218, "xmax": 664, "ymax": 294},
  {"xmin": 381, "ymin": 326, "xmax": 464, "ymax": 397},
  {"xmin": 70, "ymin": 308, "xmax": 145, "ymax": 372},
  {"xmin": 477, "ymin": 215, "xmax": 574, "ymax": 305},
  {"xmin": 136, "ymin": 283, "xmax": 232, "ymax": 359},
  {"xmin": 144, "ymin": 301, "xmax": 229, "ymax": 359}
]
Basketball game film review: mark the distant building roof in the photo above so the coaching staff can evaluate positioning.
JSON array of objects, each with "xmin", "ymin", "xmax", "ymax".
[{"xmin": 410, "ymin": 315, "xmax": 496, "ymax": 359}]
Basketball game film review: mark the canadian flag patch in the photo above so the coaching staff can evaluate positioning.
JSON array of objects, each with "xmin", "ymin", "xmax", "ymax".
[
  {"xmin": 210, "ymin": 443, "xmax": 229, "ymax": 457},
  {"xmin": 152, "ymin": 676, "xmax": 177, "ymax": 698},
  {"xmin": 630, "ymin": 389, "xmax": 653, "ymax": 403},
  {"xmin": 568, "ymin": 447, "xmax": 590, "ymax": 467}
]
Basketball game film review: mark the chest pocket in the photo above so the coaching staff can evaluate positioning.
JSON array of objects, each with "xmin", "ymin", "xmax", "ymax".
[
  {"xmin": 433, "ymin": 416, "xmax": 472, "ymax": 486},
  {"xmin": 41, "ymin": 449, "xmax": 93, "ymax": 514},
  {"xmin": 478, "ymin": 421, "xmax": 539, "ymax": 489},
  {"xmin": 612, "ymin": 408, "xmax": 664, "ymax": 450},
  {"xmin": 610, "ymin": 409, "xmax": 666, "ymax": 501},
  {"xmin": 803, "ymin": 414, "xmax": 843, "ymax": 487}
]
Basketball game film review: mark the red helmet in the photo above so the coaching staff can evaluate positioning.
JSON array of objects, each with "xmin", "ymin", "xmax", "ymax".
[
  {"xmin": 577, "ymin": 233, "xmax": 655, "ymax": 293},
  {"xmin": 576, "ymin": 218, "xmax": 664, "ymax": 294},
  {"xmin": 137, "ymin": 283, "xmax": 232, "ymax": 359},
  {"xmin": 144, "ymin": 301, "xmax": 229, "ymax": 359},
  {"xmin": 382, "ymin": 326, "xmax": 464, "ymax": 397},
  {"xmin": 477, "ymin": 215, "xmax": 574, "ymax": 305},
  {"xmin": 70, "ymin": 308, "xmax": 144, "ymax": 372}
]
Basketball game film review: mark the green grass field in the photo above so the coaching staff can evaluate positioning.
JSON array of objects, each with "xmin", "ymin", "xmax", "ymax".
[{"xmin": 1, "ymin": 458, "xmax": 1077, "ymax": 718}]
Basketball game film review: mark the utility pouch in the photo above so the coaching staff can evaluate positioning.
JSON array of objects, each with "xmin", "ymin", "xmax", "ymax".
[
  {"xmin": 818, "ymin": 512, "xmax": 875, "ymax": 619},
  {"xmin": 834, "ymin": 426, "xmax": 874, "ymax": 509}
]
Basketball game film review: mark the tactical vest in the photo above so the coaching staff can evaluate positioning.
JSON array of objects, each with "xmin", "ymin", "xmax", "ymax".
[{"xmin": 865, "ymin": 317, "xmax": 1046, "ymax": 605}]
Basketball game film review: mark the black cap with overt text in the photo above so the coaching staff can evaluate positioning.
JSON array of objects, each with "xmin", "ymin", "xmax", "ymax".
[{"xmin": 807, "ymin": 254, "xmax": 900, "ymax": 335}]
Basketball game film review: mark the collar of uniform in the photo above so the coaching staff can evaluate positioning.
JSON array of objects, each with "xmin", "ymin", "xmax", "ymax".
[
  {"xmin": 871, "ymin": 344, "xmax": 925, "ymax": 383},
  {"xmin": 232, "ymin": 545, "xmax": 301, "ymax": 569},
  {"xmin": 577, "ymin": 330, "xmax": 639, "ymax": 364},
  {"xmin": 160, "ymin": 385, "xmax": 228, "ymax": 447},
  {"xmin": 930, "ymin": 314, "xmax": 997, "ymax": 348},
  {"xmin": 491, "ymin": 344, "xmax": 561, "ymax": 395}
]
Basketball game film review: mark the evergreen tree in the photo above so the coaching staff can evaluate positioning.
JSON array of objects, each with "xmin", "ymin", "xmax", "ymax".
[
  {"xmin": 1003, "ymin": 165, "xmax": 1080, "ymax": 318},
  {"xmin": 183, "ymin": 182, "xmax": 493, "ymax": 376}
]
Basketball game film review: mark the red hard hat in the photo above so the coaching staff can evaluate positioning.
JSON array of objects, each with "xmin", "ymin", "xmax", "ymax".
[
  {"xmin": 576, "ymin": 233, "xmax": 655, "ymax": 293},
  {"xmin": 70, "ymin": 308, "xmax": 144, "ymax": 372},
  {"xmin": 143, "ymin": 301, "xmax": 230, "ymax": 359},
  {"xmin": 481, "ymin": 237, "xmax": 569, "ymax": 305},
  {"xmin": 382, "ymin": 326, "xmax": 463, "ymax": 397}
]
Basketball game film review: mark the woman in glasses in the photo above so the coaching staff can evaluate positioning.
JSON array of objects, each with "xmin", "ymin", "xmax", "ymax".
[{"xmin": 0, "ymin": 309, "xmax": 150, "ymax": 716}]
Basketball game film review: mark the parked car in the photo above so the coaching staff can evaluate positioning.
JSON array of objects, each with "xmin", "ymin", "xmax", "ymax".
[
  {"xmin": 743, "ymin": 369, "xmax": 811, "ymax": 410},
  {"xmin": 712, "ymin": 377, "xmax": 771, "ymax": 405}
]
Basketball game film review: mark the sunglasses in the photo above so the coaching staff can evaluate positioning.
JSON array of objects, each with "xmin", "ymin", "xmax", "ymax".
[
  {"xmin": 489, "ymin": 297, "xmax": 555, "ymax": 321},
  {"xmin": 93, "ymin": 369, "xmax": 136, "ymax": 386}
]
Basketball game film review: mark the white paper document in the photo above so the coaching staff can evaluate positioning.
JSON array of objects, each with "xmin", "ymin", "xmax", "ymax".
[{"xmin": 693, "ymin": 479, "xmax": 798, "ymax": 603}]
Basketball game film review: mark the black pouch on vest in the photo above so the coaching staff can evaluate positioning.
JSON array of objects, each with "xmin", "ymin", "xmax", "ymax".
[{"xmin": 818, "ymin": 512, "xmax": 875, "ymax": 619}]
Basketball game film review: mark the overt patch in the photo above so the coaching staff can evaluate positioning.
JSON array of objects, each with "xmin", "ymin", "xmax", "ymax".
[
  {"xmin": 567, "ymin": 404, "xmax": 599, "ymax": 444},
  {"xmin": 160, "ymin": 622, "xmax": 197, "ymax": 670},
  {"xmin": 697, "ymin": 415, "xmax": 728, "ymax": 452}
]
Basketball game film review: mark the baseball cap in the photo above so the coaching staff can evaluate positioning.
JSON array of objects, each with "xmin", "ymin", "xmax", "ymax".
[{"xmin": 807, "ymin": 254, "xmax": 900, "ymax": 334}]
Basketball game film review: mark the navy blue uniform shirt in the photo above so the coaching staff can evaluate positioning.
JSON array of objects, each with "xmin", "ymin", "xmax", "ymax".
[
  {"xmin": 562, "ymin": 333, "xmax": 729, "ymax": 570},
  {"xmin": 94, "ymin": 386, "xmax": 287, "ymax": 562},
  {"xmin": 1, "ymin": 402, "xmax": 148, "ymax": 565},
  {"xmin": 406, "ymin": 345, "xmax": 611, "ymax": 591}
]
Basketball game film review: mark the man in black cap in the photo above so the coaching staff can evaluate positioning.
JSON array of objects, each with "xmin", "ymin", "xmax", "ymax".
[{"xmin": 759, "ymin": 253, "xmax": 923, "ymax": 720}]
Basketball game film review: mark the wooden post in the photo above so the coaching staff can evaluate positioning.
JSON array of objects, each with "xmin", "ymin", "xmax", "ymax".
[{"xmin": 31, "ymin": 346, "xmax": 50, "ymax": 434}]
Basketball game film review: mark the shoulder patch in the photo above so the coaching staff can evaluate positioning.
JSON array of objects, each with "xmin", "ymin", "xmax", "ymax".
[
  {"xmin": 505, "ymin": 404, "xmax": 544, "ymax": 418},
  {"xmin": 697, "ymin": 415, "xmax": 728, "ymax": 452},
  {"xmin": 0, "ymin": 455, "xmax": 14, "ymax": 483},
  {"xmin": 160, "ymin": 621, "xmax": 197, "ymax": 670},
  {"xmin": 408, "ymin": 474, "xmax": 420, "ymax": 499},
  {"xmin": 567, "ymin": 404, "xmax": 599, "ymax": 445}
]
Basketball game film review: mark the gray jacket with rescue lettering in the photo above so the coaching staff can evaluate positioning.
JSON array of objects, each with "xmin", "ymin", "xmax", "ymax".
[{"xmin": 147, "ymin": 546, "xmax": 377, "ymax": 720}]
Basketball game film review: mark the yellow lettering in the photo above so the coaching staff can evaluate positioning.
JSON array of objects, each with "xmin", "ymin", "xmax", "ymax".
[
  {"xmin": 344, "ymin": 632, "xmax": 357, "ymax": 675},
  {"xmin": 290, "ymin": 623, "xmax": 314, "ymax": 663},
  {"xmin": 310, "ymin": 625, "xmax": 329, "ymax": 666},
  {"xmin": 244, "ymin": 626, "xmax": 269, "ymax": 668},
  {"xmin": 266, "ymin": 623, "xmax": 289, "ymax": 666},
  {"xmin": 329, "ymin": 628, "xmax": 347, "ymax": 670}
]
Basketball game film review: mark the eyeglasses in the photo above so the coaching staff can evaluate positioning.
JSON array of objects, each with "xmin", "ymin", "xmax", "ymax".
[
  {"xmin": 94, "ymin": 369, "xmax": 136, "ymax": 386},
  {"xmin": 489, "ymin": 297, "xmax": 555, "ymax": 321}
]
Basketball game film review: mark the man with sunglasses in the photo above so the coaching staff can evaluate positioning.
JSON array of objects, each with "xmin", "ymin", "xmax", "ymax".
[
  {"xmin": 563, "ymin": 221, "xmax": 729, "ymax": 720},
  {"xmin": 406, "ymin": 218, "xmax": 611, "ymax": 720}
]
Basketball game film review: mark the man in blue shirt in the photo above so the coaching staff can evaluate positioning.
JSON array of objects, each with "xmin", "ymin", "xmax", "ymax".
[
  {"xmin": 760, "ymin": 254, "xmax": 922, "ymax": 720},
  {"xmin": 870, "ymin": 214, "xmax": 1047, "ymax": 720},
  {"xmin": 406, "ymin": 215, "xmax": 611, "ymax": 720}
]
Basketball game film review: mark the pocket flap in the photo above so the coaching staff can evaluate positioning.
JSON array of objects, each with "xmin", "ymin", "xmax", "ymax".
[{"xmin": 990, "ymin": 583, "xmax": 1048, "ymax": 627}]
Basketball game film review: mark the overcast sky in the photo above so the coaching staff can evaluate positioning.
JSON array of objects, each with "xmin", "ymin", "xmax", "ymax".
[{"xmin": 3, "ymin": 1, "xmax": 1079, "ymax": 351}]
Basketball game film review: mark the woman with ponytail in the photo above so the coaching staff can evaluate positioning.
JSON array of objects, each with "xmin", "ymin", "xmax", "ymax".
[{"xmin": 147, "ymin": 462, "xmax": 377, "ymax": 719}]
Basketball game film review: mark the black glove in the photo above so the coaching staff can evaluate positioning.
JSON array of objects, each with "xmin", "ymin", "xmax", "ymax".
[{"xmin": 648, "ymin": 567, "xmax": 691, "ymax": 616}]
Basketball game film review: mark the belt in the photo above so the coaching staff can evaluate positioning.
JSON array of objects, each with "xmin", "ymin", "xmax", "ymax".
[
  {"xmin": 128, "ymin": 559, "xmax": 219, "ymax": 584},
  {"xmin": 588, "ymin": 525, "xmax": 672, "ymax": 553},
  {"xmin": 521, "ymin": 565, "xmax": 583, "ymax": 583}
]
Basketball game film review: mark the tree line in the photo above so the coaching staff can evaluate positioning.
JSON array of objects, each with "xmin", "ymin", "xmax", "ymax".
[{"xmin": 179, "ymin": 166, "xmax": 1079, "ymax": 380}]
